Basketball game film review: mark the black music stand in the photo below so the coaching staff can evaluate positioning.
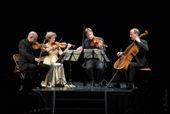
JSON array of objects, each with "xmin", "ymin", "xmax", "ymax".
[
  {"xmin": 83, "ymin": 49, "xmax": 110, "ymax": 86},
  {"xmin": 83, "ymin": 49, "xmax": 110, "ymax": 62},
  {"xmin": 62, "ymin": 49, "xmax": 82, "ymax": 85}
]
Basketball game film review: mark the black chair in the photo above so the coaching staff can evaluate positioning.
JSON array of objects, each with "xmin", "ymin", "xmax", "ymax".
[{"xmin": 135, "ymin": 67, "xmax": 152, "ymax": 88}]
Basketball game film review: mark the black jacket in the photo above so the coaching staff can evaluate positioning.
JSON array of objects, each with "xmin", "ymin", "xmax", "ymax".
[
  {"xmin": 134, "ymin": 39, "xmax": 149, "ymax": 67},
  {"xmin": 18, "ymin": 39, "xmax": 48, "ymax": 69}
]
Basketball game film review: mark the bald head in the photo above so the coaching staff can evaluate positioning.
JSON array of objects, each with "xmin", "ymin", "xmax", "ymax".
[
  {"xmin": 130, "ymin": 28, "xmax": 140, "ymax": 35},
  {"xmin": 129, "ymin": 28, "xmax": 140, "ymax": 40},
  {"xmin": 27, "ymin": 31, "xmax": 38, "ymax": 43}
]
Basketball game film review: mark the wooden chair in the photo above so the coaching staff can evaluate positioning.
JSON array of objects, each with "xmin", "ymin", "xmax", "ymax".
[{"xmin": 13, "ymin": 53, "xmax": 25, "ymax": 79}]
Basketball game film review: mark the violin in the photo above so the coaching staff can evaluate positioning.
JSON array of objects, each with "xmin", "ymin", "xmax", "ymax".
[
  {"xmin": 90, "ymin": 37, "xmax": 108, "ymax": 48},
  {"xmin": 52, "ymin": 42, "xmax": 76, "ymax": 49},
  {"xmin": 32, "ymin": 41, "xmax": 76, "ymax": 50},
  {"xmin": 32, "ymin": 42, "xmax": 46, "ymax": 49}
]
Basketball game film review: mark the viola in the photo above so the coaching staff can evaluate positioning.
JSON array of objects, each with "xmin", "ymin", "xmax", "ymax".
[{"xmin": 90, "ymin": 37, "xmax": 108, "ymax": 48}]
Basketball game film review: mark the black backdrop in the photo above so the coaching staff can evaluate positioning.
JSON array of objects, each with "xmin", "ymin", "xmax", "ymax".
[
  {"xmin": 0, "ymin": 2, "xmax": 168, "ymax": 113},
  {"xmin": 0, "ymin": 2, "xmax": 167, "ymax": 88}
]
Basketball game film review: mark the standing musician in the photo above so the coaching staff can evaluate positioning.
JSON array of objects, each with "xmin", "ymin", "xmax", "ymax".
[
  {"xmin": 114, "ymin": 28, "xmax": 149, "ymax": 88},
  {"xmin": 77, "ymin": 28, "xmax": 108, "ymax": 86},
  {"xmin": 18, "ymin": 31, "xmax": 50, "ymax": 89}
]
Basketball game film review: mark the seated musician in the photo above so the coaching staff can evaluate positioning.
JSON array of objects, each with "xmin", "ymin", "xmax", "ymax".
[
  {"xmin": 18, "ymin": 31, "xmax": 50, "ymax": 89},
  {"xmin": 41, "ymin": 31, "xmax": 75, "ymax": 88},
  {"xmin": 77, "ymin": 27, "xmax": 107, "ymax": 87},
  {"xmin": 114, "ymin": 28, "xmax": 149, "ymax": 88}
]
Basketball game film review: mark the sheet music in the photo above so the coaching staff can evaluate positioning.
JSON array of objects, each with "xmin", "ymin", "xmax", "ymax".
[
  {"xmin": 83, "ymin": 49, "xmax": 110, "ymax": 62},
  {"xmin": 64, "ymin": 49, "xmax": 82, "ymax": 61}
]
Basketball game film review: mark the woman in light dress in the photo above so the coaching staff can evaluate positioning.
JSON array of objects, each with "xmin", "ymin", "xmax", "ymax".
[{"xmin": 41, "ymin": 31, "xmax": 72, "ymax": 87}]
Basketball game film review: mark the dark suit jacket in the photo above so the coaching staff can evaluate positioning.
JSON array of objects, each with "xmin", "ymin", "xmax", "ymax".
[
  {"xmin": 134, "ymin": 39, "xmax": 149, "ymax": 67},
  {"xmin": 18, "ymin": 39, "xmax": 36, "ymax": 68},
  {"xmin": 18, "ymin": 39, "xmax": 48, "ymax": 69}
]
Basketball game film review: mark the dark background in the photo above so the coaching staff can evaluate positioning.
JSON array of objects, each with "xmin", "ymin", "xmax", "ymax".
[
  {"xmin": 0, "ymin": 1, "xmax": 168, "ymax": 113},
  {"xmin": 1, "ymin": 2, "xmax": 167, "ymax": 82}
]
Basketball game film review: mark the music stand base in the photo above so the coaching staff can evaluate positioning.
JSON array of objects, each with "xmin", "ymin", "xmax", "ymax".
[
  {"xmin": 106, "ymin": 70, "xmax": 119, "ymax": 88},
  {"xmin": 99, "ymin": 79, "xmax": 108, "ymax": 87}
]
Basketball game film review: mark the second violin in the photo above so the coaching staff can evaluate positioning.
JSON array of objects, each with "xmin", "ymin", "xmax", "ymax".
[{"xmin": 53, "ymin": 42, "xmax": 76, "ymax": 49}]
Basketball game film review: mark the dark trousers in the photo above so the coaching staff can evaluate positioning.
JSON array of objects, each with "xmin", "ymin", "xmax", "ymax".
[
  {"xmin": 20, "ymin": 63, "xmax": 50, "ymax": 88},
  {"xmin": 82, "ymin": 59, "xmax": 105, "ymax": 84},
  {"xmin": 127, "ymin": 62, "xmax": 142, "ymax": 82}
]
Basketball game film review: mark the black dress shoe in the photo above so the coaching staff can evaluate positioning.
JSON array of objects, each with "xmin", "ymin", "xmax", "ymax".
[
  {"xmin": 114, "ymin": 84, "xmax": 120, "ymax": 88},
  {"xmin": 83, "ymin": 82, "xmax": 87, "ymax": 86},
  {"xmin": 91, "ymin": 82, "xmax": 95, "ymax": 87},
  {"xmin": 126, "ymin": 84, "xmax": 133, "ymax": 89},
  {"xmin": 107, "ymin": 83, "xmax": 120, "ymax": 88}
]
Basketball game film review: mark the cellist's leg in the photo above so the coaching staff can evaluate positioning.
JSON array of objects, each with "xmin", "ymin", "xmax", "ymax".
[{"xmin": 127, "ymin": 62, "xmax": 138, "ymax": 88}]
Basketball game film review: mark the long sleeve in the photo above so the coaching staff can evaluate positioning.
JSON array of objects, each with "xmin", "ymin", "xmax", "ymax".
[
  {"xmin": 19, "ymin": 39, "xmax": 35, "ymax": 63},
  {"xmin": 134, "ymin": 39, "xmax": 149, "ymax": 67},
  {"xmin": 136, "ymin": 39, "xmax": 149, "ymax": 51}
]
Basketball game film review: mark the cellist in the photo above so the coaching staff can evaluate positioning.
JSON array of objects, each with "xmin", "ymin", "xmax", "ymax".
[{"xmin": 115, "ymin": 28, "xmax": 149, "ymax": 88}]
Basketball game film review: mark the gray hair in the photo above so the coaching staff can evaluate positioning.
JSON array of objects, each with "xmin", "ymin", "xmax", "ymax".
[{"xmin": 84, "ymin": 28, "xmax": 93, "ymax": 34}]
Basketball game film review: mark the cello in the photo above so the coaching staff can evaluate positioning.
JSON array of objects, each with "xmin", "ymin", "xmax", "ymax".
[{"xmin": 113, "ymin": 30, "xmax": 148, "ymax": 70}]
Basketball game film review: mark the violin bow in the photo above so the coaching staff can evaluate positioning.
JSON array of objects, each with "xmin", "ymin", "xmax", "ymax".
[
  {"xmin": 82, "ymin": 24, "xmax": 85, "ymax": 46},
  {"xmin": 37, "ymin": 38, "xmax": 46, "ymax": 65}
]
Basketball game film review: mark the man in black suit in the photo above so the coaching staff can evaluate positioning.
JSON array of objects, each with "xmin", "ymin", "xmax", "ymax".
[
  {"xmin": 18, "ymin": 31, "xmax": 50, "ymax": 88},
  {"xmin": 116, "ymin": 28, "xmax": 149, "ymax": 88}
]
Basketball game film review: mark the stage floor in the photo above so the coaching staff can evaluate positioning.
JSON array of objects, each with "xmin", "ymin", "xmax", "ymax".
[
  {"xmin": 33, "ymin": 82, "xmax": 134, "ymax": 92},
  {"xmin": 32, "ymin": 82, "xmax": 134, "ymax": 114}
]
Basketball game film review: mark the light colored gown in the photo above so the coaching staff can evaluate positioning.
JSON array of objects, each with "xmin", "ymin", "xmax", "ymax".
[{"xmin": 41, "ymin": 44, "xmax": 67, "ymax": 87}]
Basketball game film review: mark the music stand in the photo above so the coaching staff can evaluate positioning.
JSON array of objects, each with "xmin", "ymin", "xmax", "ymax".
[
  {"xmin": 84, "ymin": 49, "xmax": 109, "ymax": 61},
  {"xmin": 83, "ymin": 49, "xmax": 110, "ymax": 86},
  {"xmin": 62, "ymin": 49, "xmax": 82, "ymax": 85}
]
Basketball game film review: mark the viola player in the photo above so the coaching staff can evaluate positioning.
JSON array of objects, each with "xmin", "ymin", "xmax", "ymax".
[{"xmin": 77, "ymin": 27, "xmax": 107, "ymax": 87}]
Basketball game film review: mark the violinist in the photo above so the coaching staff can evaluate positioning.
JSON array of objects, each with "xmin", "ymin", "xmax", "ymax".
[
  {"xmin": 115, "ymin": 28, "xmax": 149, "ymax": 89},
  {"xmin": 77, "ymin": 28, "xmax": 107, "ymax": 87},
  {"xmin": 41, "ymin": 31, "xmax": 75, "ymax": 87},
  {"xmin": 18, "ymin": 31, "xmax": 50, "ymax": 89}
]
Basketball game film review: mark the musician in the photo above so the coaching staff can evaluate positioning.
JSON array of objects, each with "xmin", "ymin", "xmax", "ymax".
[
  {"xmin": 116, "ymin": 28, "xmax": 149, "ymax": 88},
  {"xmin": 77, "ymin": 28, "xmax": 107, "ymax": 86},
  {"xmin": 41, "ymin": 31, "xmax": 73, "ymax": 87},
  {"xmin": 18, "ymin": 31, "xmax": 50, "ymax": 89}
]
